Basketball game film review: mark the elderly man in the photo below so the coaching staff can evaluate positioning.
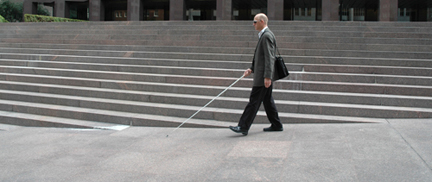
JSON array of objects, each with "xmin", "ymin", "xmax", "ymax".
[{"xmin": 229, "ymin": 13, "xmax": 283, "ymax": 136}]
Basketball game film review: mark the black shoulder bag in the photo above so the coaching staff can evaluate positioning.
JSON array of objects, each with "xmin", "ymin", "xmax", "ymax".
[{"xmin": 272, "ymin": 35, "xmax": 289, "ymax": 81}]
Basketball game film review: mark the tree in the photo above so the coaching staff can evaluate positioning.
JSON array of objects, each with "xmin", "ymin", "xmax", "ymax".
[
  {"xmin": 0, "ymin": 0, "xmax": 23, "ymax": 22},
  {"xmin": 0, "ymin": 0, "xmax": 49, "ymax": 22},
  {"xmin": 37, "ymin": 4, "xmax": 50, "ymax": 16}
]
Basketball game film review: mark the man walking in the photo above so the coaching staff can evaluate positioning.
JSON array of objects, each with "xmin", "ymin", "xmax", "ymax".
[{"xmin": 229, "ymin": 13, "xmax": 283, "ymax": 136}]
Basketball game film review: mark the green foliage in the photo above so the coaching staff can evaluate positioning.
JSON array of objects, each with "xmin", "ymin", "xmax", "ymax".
[
  {"xmin": 0, "ymin": 0, "xmax": 50, "ymax": 22},
  {"xmin": 0, "ymin": 15, "xmax": 8, "ymax": 23},
  {"xmin": 24, "ymin": 14, "xmax": 87, "ymax": 22},
  {"xmin": 37, "ymin": 4, "xmax": 50, "ymax": 16},
  {"xmin": 0, "ymin": 0, "xmax": 23, "ymax": 22}
]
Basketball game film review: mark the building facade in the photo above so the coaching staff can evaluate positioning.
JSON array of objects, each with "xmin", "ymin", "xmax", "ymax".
[{"xmin": 23, "ymin": 0, "xmax": 432, "ymax": 22}]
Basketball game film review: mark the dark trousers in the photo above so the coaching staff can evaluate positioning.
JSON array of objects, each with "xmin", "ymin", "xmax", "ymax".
[{"xmin": 238, "ymin": 85, "xmax": 282, "ymax": 130}]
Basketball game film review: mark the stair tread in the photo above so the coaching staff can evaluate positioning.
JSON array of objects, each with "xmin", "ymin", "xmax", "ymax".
[
  {"xmin": 1, "ymin": 79, "xmax": 431, "ymax": 101},
  {"xmin": 0, "ymin": 99, "xmax": 233, "ymax": 127},
  {"xmin": 0, "ymin": 110, "xmax": 129, "ymax": 130},
  {"xmin": 2, "ymin": 46, "xmax": 432, "ymax": 57},
  {"xmin": 3, "ymin": 52, "xmax": 432, "ymax": 63},
  {"xmin": 2, "ymin": 71, "xmax": 432, "ymax": 90},
  {"xmin": 2, "ymin": 63, "xmax": 432, "ymax": 81},
  {"xmin": 2, "ymin": 88, "xmax": 432, "ymax": 113},
  {"xmin": 0, "ymin": 98, "xmax": 386, "ymax": 124}
]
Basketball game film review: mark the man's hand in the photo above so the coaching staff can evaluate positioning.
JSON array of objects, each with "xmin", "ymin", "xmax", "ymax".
[
  {"xmin": 264, "ymin": 78, "xmax": 272, "ymax": 88},
  {"xmin": 244, "ymin": 69, "xmax": 252, "ymax": 77}
]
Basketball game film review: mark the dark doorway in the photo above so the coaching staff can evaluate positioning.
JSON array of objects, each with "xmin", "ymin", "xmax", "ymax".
[
  {"xmin": 185, "ymin": 0, "xmax": 216, "ymax": 20},
  {"xmin": 66, "ymin": 1, "xmax": 89, "ymax": 20},
  {"xmin": 143, "ymin": 0, "xmax": 169, "ymax": 20},
  {"xmin": 339, "ymin": 0, "xmax": 378, "ymax": 21},
  {"xmin": 102, "ymin": 0, "xmax": 127, "ymax": 21},
  {"xmin": 398, "ymin": 0, "xmax": 432, "ymax": 21},
  {"xmin": 284, "ymin": 0, "xmax": 321, "ymax": 21},
  {"xmin": 232, "ymin": 0, "xmax": 267, "ymax": 20}
]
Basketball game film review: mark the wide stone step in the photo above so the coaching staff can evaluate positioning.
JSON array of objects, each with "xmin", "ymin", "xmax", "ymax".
[
  {"xmin": 3, "ymin": 30, "xmax": 432, "ymax": 39},
  {"xmin": 0, "ymin": 97, "xmax": 385, "ymax": 126},
  {"xmin": 1, "ymin": 80, "xmax": 431, "ymax": 109},
  {"xmin": 0, "ymin": 54, "xmax": 420, "ymax": 78},
  {"xmin": 0, "ymin": 91, "xmax": 392, "ymax": 125},
  {"xmin": 287, "ymin": 56, "xmax": 432, "ymax": 68},
  {"xmin": 0, "ymin": 57, "xmax": 249, "ymax": 71},
  {"xmin": 2, "ymin": 34, "xmax": 432, "ymax": 46},
  {"xmin": 3, "ymin": 42, "xmax": 432, "ymax": 53},
  {"xmin": 0, "ymin": 48, "xmax": 254, "ymax": 62},
  {"xmin": 0, "ymin": 44, "xmax": 255, "ymax": 54},
  {"xmin": 2, "ymin": 52, "xmax": 432, "ymax": 69},
  {"xmin": 298, "ymin": 63, "xmax": 432, "ymax": 77},
  {"xmin": 0, "ymin": 99, "xmax": 233, "ymax": 127},
  {"xmin": 0, "ymin": 62, "xmax": 243, "ymax": 77},
  {"xmin": 1, "ymin": 88, "xmax": 431, "ymax": 119},
  {"xmin": 0, "ymin": 110, "xmax": 129, "ymax": 129},
  {"xmin": 0, "ymin": 35, "xmax": 432, "ymax": 48},
  {"xmin": 1, "ymin": 72, "xmax": 432, "ymax": 97},
  {"xmin": 2, "ymin": 47, "xmax": 432, "ymax": 60},
  {"xmin": 0, "ymin": 38, "xmax": 253, "ymax": 47},
  {"xmin": 0, "ymin": 64, "xmax": 431, "ymax": 87},
  {"xmin": 2, "ymin": 21, "xmax": 432, "ymax": 32}
]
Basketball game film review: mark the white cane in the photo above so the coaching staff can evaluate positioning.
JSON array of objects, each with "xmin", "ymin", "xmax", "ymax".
[{"xmin": 166, "ymin": 74, "xmax": 245, "ymax": 137}]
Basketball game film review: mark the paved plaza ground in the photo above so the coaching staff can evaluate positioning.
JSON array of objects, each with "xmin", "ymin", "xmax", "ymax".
[{"xmin": 1, "ymin": 119, "xmax": 432, "ymax": 181}]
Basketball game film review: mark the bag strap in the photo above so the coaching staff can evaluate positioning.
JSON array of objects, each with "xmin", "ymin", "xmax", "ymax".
[
  {"xmin": 264, "ymin": 31, "xmax": 281, "ymax": 57},
  {"xmin": 251, "ymin": 31, "xmax": 280, "ymax": 70}
]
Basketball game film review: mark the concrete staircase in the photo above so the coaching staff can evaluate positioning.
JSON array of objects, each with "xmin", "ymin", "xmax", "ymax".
[{"xmin": 1, "ymin": 21, "xmax": 432, "ymax": 129}]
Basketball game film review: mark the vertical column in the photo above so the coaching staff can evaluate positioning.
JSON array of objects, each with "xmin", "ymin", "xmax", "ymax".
[
  {"xmin": 54, "ymin": 0, "xmax": 65, "ymax": 18},
  {"xmin": 322, "ymin": 0, "xmax": 339, "ymax": 21},
  {"xmin": 127, "ymin": 0, "xmax": 141, "ymax": 21},
  {"xmin": 89, "ymin": 0, "xmax": 102, "ymax": 21},
  {"xmin": 23, "ymin": 0, "xmax": 38, "ymax": 15},
  {"xmin": 65, "ymin": 2, "xmax": 70, "ymax": 18},
  {"xmin": 379, "ymin": 0, "xmax": 398, "ymax": 21},
  {"xmin": 268, "ymin": 0, "xmax": 284, "ymax": 20},
  {"xmin": 216, "ymin": 0, "xmax": 232, "ymax": 20},
  {"xmin": 170, "ymin": 0, "xmax": 185, "ymax": 20}
]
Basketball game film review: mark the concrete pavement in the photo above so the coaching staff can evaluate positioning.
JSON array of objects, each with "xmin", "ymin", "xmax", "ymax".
[{"xmin": 1, "ymin": 119, "xmax": 432, "ymax": 182}]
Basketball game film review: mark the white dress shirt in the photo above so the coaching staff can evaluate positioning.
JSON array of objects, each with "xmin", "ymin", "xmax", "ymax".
[{"xmin": 258, "ymin": 26, "xmax": 268, "ymax": 38}]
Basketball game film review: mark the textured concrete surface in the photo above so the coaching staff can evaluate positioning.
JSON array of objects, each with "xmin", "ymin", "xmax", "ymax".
[{"xmin": 1, "ymin": 119, "xmax": 431, "ymax": 182}]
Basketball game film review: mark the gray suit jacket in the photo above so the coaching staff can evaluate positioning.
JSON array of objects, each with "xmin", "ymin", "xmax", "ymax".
[{"xmin": 250, "ymin": 28, "xmax": 276, "ymax": 87}]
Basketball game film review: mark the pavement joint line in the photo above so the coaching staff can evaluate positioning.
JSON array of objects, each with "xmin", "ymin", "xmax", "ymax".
[{"xmin": 385, "ymin": 118, "xmax": 432, "ymax": 172}]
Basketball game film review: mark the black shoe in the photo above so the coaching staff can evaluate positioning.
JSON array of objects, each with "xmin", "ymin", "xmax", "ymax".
[
  {"xmin": 229, "ymin": 126, "xmax": 248, "ymax": 135},
  {"xmin": 263, "ymin": 126, "xmax": 283, "ymax": 132}
]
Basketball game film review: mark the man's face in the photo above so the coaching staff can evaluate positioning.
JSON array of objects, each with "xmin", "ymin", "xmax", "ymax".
[{"xmin": 253, "ymin": 16, "xmax": 264, "ymax": 31}]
